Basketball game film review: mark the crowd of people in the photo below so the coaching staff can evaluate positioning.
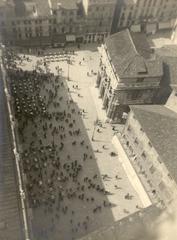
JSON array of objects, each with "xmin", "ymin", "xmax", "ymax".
[{"xmin": 6, "ymin": 51, "xmax": 116, "ymax": 240}]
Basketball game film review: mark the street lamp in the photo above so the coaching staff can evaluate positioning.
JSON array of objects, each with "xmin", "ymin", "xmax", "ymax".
[{"xmin": 67, "ymin": 56, "xmax": 71, "ymax": 81}]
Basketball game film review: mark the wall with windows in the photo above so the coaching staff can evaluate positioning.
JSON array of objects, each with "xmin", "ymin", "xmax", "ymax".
[
  {"xmin": 122, "ymin": 109, "xmax": 177, "ymax": 205},
  {"xmin": 114, "ymin": 0, "xmax": 177, "ymax": 32},
  {"xmin": 83, "ymin": 0, "xmax": 117, "ymax": 40}
]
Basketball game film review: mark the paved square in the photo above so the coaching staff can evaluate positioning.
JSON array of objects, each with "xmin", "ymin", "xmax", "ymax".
[{"xmin": 9, "ymin": 45, "xmax": 145, "ymax": 240}]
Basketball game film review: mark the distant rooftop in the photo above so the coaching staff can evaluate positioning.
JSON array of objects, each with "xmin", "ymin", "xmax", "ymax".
[
  {"xmin": 79, "ymin": 204, "xmax": 161, "ymax": 240},
  {"xmin": 131, "ymin": 105, "xmax": 177, "ymax": 183},
  {"xmin": 0, "ymin": 0, "xmax": 14, "ymax": 9},
  {"xmin": 105, "ymin": 29, "xmax": 163, "ymax": 78},
  {"xmin": 51, "ymin": 0, "xmax": 79, "ymax": 10},
  {"xmin": 14, "ymin": 0, "xmax": 51, "ymax": 17}
]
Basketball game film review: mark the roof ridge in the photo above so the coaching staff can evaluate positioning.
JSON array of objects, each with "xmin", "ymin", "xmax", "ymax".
[{"xmin": 128, "ymin": 30, "xmax": 138, "ymax": 55}]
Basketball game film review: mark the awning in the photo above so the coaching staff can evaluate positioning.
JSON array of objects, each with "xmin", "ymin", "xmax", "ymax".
[
  {"xmin": 66, "ymin": 35, "xmax": 76, "ymax": 42},
  {"xmin": 159, "ymin": 21, "xmax": 171, "ymax": 30},
  {"xmin": 146, "ymin": 23, "xmax": 157, "ymax": 33}
]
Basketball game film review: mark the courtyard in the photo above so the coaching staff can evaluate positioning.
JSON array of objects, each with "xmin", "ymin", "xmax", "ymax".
[{"xmin": 9, "ymin": 45, "xmax": 146, "ymax": 240}]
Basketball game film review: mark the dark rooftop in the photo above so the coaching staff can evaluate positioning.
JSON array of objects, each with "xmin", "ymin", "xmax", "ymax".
[
  {"xmin": 131, "ymin": 105, "xmax": 177, "ymax": 183},
  {"xmin": 0, "ymin": 73, "xmax": 23, "ymax": 239},
  {"xmin": 78, "ymin": 204, "xmax": 161, "ymax": 240},
  {"xmin": 105, "ymin": 29, "xmax": 163, "ymax": 78},
  {"xmin": 156, "ymin": 46, "xmax": 177, "ymax": 88},
  {"xmin": 51, "ymin": 0, "xmax": 79, "ymax": 10},
  {"xmin": 14, "ymin": 0, "xmax": 51, "ymax": 17}
]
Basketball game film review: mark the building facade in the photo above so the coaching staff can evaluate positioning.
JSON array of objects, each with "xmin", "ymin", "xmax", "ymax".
[
  {"xmin": 50, "ymin": 0, "xmax": 86, "ymax": 43},
  {"xmin": 96, "ymin": 29, "xmax": 163, "ymax": 122},
  {"xmin": 111, "ymin": 0, "xmax": 177, "ymax": 34},
  {"xmin": 0, "ymin": 0, "xmax": 52, "ymax": 46},
  {"xmin": 119, "ymin": 105, "xmax": 177, "ymax": 206},
  {"xmin": 0, "ymin": 0, "xmax": 117, "ymax": 46},
  {"xmin": 82, "ymin": 0, "xmax": 117, "ymax": 43}
]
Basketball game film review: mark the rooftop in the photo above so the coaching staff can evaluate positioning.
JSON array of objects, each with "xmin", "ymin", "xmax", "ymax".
[
  {"xmin": 131, "ymin": 105, "xmax": 177, "ymax": 183},
  {"xmin": 51, "ymin": 0, "xmax": 79, "ymax": 10},
  {"xmin": 14, "ymin": 0, "xmax": 51, "ymax": 17},
  {"xmin": 105, "ymin": 29, "xmax": 163, "ymax": 78},
  {"xmin": 78, "ymin": 204, "xmax": 161, "ymax": 240},
  {"xmin": 156, "ymin": 46, "xmax": 177, "ymax": 88}
]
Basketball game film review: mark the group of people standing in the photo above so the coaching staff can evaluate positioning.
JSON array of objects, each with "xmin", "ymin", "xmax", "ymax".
[{"xmin": 6, "ymin": 50, "xmax": 114, "ymax": 240}]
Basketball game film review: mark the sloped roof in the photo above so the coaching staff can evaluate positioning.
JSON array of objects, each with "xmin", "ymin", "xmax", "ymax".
[
  {"xmin": 131, "ymin": 105, "xmax": 177, "ymax": 183},
  {"xmin": 105, "ymin": 29, "xmax": 163, "ymax": 78},
  {"xmin": 79, "ymin": 205, "xmax": 161, "ymax": 240}
]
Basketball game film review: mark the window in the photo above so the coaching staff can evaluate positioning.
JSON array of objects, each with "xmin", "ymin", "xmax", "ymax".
[
  {"xmin": 137, "ymin": 78, "xmax": 144, "ymax": 83},
  {"xmin": 69, "ymin": 26, "xmax": 73, "ymax": 33},
  {"xmin": 131, "ymin": 90, "xmax": 142, "ymax": 100},
  {"xmin": 148, "ymin": 141, "xmax": 152, "ymax": 147},
  {"xmin": 61, "ymin": 27, "xmax": 65, "ymax": 33}
]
